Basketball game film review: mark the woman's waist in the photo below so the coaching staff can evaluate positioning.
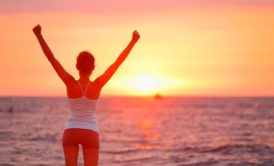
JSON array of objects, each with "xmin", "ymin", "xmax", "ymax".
[
  {"xmin": 65, "ymin": 121, "xmax": 99, "ymax": 133},
  {"xmin": 64, "ymin": 127, "xmax": 99, "ymax": 135}
]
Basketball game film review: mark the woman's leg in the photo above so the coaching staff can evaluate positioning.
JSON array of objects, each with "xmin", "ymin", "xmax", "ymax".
[
  {"xmin": 83, "ymin": 148, "xmax": 99, "ymax": 166},
  {"xmin": 63, "ymin": 145, "xmax": 79, "ymax": 166},
  {"xmin": 80, "ymin": 129, "xmax": 99, "ymax": 166},
  {"xmin": 63, "ymin": 129, "xmax": 80, "ymax": 166}
]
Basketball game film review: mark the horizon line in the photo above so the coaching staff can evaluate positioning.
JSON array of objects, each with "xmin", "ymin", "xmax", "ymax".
[{"xmin": 1, "ymin": 94, "xmax": 274, "ymax": 98}]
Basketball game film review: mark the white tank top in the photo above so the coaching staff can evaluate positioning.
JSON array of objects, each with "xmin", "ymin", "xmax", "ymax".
[{"xmin": 65, "ymin": 81, "xmax": 99, "ymax": 133}]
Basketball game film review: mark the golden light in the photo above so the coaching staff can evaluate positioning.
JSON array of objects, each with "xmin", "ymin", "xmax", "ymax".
[{"xmin": 131, "ymin": 75, "xmax": 163, "ymax": 95}]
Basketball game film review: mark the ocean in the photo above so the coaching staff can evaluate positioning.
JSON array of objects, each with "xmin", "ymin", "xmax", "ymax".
[{"xmin": 0, "ymin": 96, "xmax": 274, "ymax": 166}]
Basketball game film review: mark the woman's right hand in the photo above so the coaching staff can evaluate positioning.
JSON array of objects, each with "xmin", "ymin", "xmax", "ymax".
[{"xmin": 33, "ymin": 24, "xmax": 42, "ymax": 35}]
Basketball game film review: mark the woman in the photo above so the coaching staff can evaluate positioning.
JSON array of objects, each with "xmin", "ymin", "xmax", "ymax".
[{"xmin": 33, "ymin": 24, "xmax": 140, "ymax": 166}]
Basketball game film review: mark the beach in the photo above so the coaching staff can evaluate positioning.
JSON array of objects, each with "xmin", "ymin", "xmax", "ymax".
[{"xmin": 0, "ymin": 96, "xmax": 274, "ymax": 166}]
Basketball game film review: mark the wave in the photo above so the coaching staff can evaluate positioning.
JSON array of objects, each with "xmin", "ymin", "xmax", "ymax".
[
  {"xmin": 166, "ymin": 143, "xmax": 274, "ymax": 155},
  {"xmin": 201, "ymin": 144, "xmax": 274, "ymax": 155},
  {"xmin": 102, "ymin": 149, "xmax": 141, "ymax": 154},
  {"xmin": 114, "ymin": 156, "xmax": 159, "ymax": 164},
  {"xmin": 102, "ymin": 146, "xmax": 157, "ymax": 155}
]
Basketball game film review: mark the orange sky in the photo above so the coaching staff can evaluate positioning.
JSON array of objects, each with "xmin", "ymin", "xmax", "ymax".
[{"xmin": 1, "ymin": 1, "xmax": 274, "ymax": 96}]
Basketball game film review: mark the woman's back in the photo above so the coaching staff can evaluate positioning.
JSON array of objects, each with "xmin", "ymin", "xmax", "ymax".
[
  {"xmin": 33, "ymin": 24, "xmax": 140, "ymax": 166},
  {"xmin": 66, "ymin": 79, "xmax": 101, "ymax": 99}
]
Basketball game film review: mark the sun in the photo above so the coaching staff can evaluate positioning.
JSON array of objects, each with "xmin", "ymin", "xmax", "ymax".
[{"xmin": 131, "ymin": 75, "xmax": 162, "ymax": 95}]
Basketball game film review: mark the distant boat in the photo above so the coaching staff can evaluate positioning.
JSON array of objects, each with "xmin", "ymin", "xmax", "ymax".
[{"xmin": 153, "ymin": 93, "xmax": 163, "ymax": 100}]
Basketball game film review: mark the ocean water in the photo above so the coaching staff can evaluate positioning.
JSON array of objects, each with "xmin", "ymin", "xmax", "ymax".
[{"xmin": 0, "ymin": 96, "xmax": 274, "ymax": 166}]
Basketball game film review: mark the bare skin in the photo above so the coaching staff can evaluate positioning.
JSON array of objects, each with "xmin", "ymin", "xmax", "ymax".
[
  {"xmin": 33, "ymin": 25, "xmax": 140, "ymax": 99},
  {"xmin": 33, "ymin": 24, "xmax": 140, "ymax": 166}
]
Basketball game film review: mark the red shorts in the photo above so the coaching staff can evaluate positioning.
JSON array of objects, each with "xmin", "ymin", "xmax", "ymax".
[{"xmin": 62, "ymin": 128, "xmax": 99, "ymax": 149}]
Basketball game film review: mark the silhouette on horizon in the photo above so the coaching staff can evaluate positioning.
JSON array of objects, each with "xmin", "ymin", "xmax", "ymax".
[{"xmin": 33, "ymin": 24, "xmax": 140, "ymax": 166}]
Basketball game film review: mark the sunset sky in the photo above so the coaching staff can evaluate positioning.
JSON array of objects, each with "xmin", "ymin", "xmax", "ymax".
[{"xmin": 1, "ymin": 0, "xmax": 274, "ymax": 96}]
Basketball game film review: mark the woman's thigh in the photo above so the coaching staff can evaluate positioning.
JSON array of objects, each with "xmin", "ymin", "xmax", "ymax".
[
  {"xmin": 83, "ymin": 148, "xmax": 99, "ymax": 166},
  {"xmin": 80, "ymin": 129, "xmax": 99, "ymax": 166},
  {"xmin": 62, "ymin": 129, "xmax": 80, "ymax": 166},
  {"xmin": 63, "ymin": 129, "xmax": 99, "ymax": 166}
]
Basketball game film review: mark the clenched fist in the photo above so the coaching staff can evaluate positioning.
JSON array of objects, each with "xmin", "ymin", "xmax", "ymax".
[{"xmin": 33, "ymin": 24, "xmax": 42, "ymax": 35}]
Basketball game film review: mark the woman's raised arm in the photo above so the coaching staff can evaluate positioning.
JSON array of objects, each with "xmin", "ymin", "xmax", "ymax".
[
  {"xmin": 94, "ymin": 30, "xmax": 140, "ymax": 88},
  {"xmin": 33, "ymin": 25, "xmax": 74, "ymax": 85}
]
